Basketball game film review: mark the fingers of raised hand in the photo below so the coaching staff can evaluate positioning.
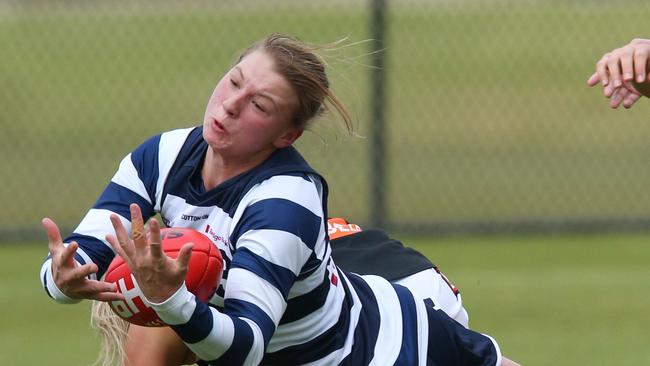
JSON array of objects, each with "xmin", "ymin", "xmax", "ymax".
[
  {"xmin": 79, "ymin": 280, "xmax": 124, "ymax": 302},
  {"xmin": 147, "ymin": 218, "xmax": 164, "ymax": 258},
  {"xmin": 175, "ymin": 243, "xmax": 194, "ymax": 274},
  {"xmin": 71, "ymin": 262, "xmax": 99, "ymax": 279},
  {"xmin": 108, "ymin": 215, "xmax": 136, "ymax": 260},
  {"xmin": 129, "ymin": 204, "xmax": 147, "ymax": 249},
  {"xmin": 59, "ymin": 241, "xmax": 80, "ymax": 267},
  {"xmin": 42, "ymin": 218, "xmax": 64, "ymax": 254}
]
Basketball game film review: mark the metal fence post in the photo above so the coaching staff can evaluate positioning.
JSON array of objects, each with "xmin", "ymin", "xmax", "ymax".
[{"xmin": 369, "ymin": 0, "xmax": 387, "ymax": 229}]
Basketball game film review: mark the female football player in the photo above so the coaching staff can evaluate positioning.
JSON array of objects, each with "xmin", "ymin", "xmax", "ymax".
[{"xmin": 41, "ymin": 34, "xmax": 519, "ymax": 365}]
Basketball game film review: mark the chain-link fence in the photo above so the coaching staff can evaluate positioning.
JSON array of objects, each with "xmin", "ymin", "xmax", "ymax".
[{"xmin": 3, "ymin": 0, "xmax": 650, "ymax": 241}]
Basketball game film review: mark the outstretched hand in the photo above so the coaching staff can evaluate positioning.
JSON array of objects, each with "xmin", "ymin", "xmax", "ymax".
[
  {"xmin": 587, "ymin": 38, "xmax": 650, "ymax": 109},
  {"xmin": 42, "ymin": 218, "xmax": 123, "ymax": 301},
  {"xmin": 106, "ymin": 203, "xmax": 194, "ymax": 304}
]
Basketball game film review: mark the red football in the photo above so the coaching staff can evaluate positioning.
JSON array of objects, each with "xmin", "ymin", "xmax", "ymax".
[{"xmin": 104, "ymin": 227, "xmax": 223, "ymax": 327}]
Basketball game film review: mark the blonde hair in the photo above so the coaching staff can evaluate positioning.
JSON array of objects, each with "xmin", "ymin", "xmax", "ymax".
[
  {"xmin": 238, "ymin": 34, "xmax": 354, "ymax": 134},
  {"xmin": 91, "ymin": 300, "xmax": 129, "ymax": 366}
]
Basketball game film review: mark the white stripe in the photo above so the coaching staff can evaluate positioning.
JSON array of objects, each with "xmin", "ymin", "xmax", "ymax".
[
  {"xmin": 362, "ymin": 275, "xmax": 403, "ymax": 366},
  {"xmin": 286, "ymin": 255, "xmax": 328, "ymax": 299},
  {"xmin": 225, "ymin": 268, "xmax": 286, "ymax": 325},
  {"xmin": 241, "ymin": 318, "xmax": 265, "ymax": 366},
  {"xmin": 162, "ymin": 194, "xmax": 230, "ymax": 230},
  {"xmin": 237, "ymin": 229, "xmax": 311, "ymax": 276},
  {"xmin": 415, "ymin": 290, "xmax": 429, "ymax": 366},
  {"xmin": 111, "ymin": 153, "xmax": 151, "ymax": 204},
  {"xmin": 251, "ymin": 175, "xmax": 323, "ymax": 215},
  {"xmin": 232, "ymin": 175, "xmax": 324, "ymax": 229},
  {"xmin": 187, "ymin": 311, "xmax": 235, "ymax": 360},
  {"xmin": 300, "ymin": 271, "xmax": 362, "ymax": 366},
  {"xmin": 154, "ymin": 127, "xmax": 195, "ymax": 211},
  {"xmin": 74, "ymin": 208, "xmax": 131, "ymax": 254},
  {"xmin": 267, "ymin": 266, "xmax": 344, "ymax": 351}
]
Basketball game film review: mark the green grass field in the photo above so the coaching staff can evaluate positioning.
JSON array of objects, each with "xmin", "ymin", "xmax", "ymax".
[{"xmin": 3, "ymin": 234, "xmax": 649, "ymax": 365}]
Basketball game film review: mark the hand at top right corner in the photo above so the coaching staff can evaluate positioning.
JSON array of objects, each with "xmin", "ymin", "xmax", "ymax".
[{"xmin": 587, "ymin": 38, "xmax": 650, "ymax": 109}]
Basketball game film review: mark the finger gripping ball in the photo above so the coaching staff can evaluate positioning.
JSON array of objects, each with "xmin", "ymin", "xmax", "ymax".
[{"xmin": 104, "ymin": 227, "xmax": 223, "ymax": 327}]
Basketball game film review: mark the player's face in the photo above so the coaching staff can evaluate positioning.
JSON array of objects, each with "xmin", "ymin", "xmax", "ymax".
[{"xmin": 202, "ymin": 50, "xmax": 300, "ymax": 160}]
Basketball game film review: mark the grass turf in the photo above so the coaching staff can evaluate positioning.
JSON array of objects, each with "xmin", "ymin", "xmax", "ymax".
[{"xmin": 3, "ymin": 233, "xmax": 649, "ymax": 365}]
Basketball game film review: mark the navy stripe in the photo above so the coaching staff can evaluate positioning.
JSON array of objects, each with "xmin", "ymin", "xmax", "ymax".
[
  {"xmin": 279, "ymin": 271, "xmax": 330, "ymax": 325},
  {"xmin": 74, "ymin": 253, "xmax": 87, "ymax": 265},
  {"xmin": 262, "ymin": 274, "xmax": 353, "ymax": 365},
  {"xmin": 130, "ymin": 134, "xmax": 161, "ymax": 205},
  {"xmin": 65, "ymin": 234, "xmax": 116, "ymax": 278},
  {"xmin": 94, "ymin": 182, "xmax": 155, "ymax": 219},
  {"xmin": 394, "ymin": 285, "xmax": 419, "ymax": 365},
  {"xmin": 296, "ymin": 252, "xmax": 322, "ymax": 281},
  {"xmin": 230, "ymin": 247, "xmax": 296, "ymax": 299},
  {"xmin": 231, "ymin": 198, "xmax": 321, "ymax": 250},
  {"xmin": 224, "ymin": 298, "xmax": 276, "ymax": 345},
  {"xmin": 213, "ymin": 317, "xmax": 254, "ymax": 365},
  {"xmin": 171, "ymin": 299, "xmax": 214, "ymax": 344},
  {"xmin": 425, "ymin": 305, "xmax": 498, "ymax": 365},
  {"xmin": 340, "ymin": 274, "xmax": 381, "ymax": 366},
  {"xmin": 47, "ymin": 244, "xmax": 89, "ymax": 269}
]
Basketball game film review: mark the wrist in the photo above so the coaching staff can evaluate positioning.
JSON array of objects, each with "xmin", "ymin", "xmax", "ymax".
[
  {"xmin": 147, "ymin": 283, "xmax": 196, "ymax": 325},
  {"xmin": 41, "ymin": 260, "xmax": 81, "ymax": 304}
]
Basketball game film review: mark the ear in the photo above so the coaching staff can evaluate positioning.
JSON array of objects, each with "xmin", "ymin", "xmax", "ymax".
[{"xmin": 273, "ymin": 128, "xmax": 303, "ymax": 148}]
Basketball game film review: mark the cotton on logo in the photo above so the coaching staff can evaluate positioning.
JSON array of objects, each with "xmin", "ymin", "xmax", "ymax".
[{"xmin": 110, "ymin": 275, "xmax": 151, "ymax": 318}]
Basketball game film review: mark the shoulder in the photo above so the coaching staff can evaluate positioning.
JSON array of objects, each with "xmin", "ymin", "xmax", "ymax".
[
  {"xmin": 247, "ymin": 174, "xmax": 323, "ymax": 212},
  {"xmin": 131, "ymin": 126, "xmax": 198, "ymax": 162}
]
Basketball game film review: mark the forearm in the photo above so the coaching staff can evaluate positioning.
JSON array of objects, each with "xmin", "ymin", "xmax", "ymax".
[{"xmin": 149, "ymin": 284, "xmax": 265, "ymax": 365}]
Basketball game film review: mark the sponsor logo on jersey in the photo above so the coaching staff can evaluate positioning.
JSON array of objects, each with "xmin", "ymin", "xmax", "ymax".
[
  {"xmin": 205, "ymin": 224, "xmax": 233, "ymax": 251},
  {"xmin": 181, "ymin": 213, "xmax": 209, "ymax": 222}
]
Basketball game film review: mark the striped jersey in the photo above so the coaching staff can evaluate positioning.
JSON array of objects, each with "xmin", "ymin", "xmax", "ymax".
[{"xmin": 40, "ymin": 127, "xmax": 501, "ymax": 365}]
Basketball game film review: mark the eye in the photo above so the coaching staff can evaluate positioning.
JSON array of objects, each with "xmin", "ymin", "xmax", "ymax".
[
  {"xmin": 230, "ymin": 78, "xmax": 240, "ymax": 88},
  {"xmin": 252, "ymin": 100, "xmax": 267, "ymax": 113}
]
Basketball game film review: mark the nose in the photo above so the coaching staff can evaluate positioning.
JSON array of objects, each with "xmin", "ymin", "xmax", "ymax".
[{"xmin": 222, "ymin": 92, "xmax": 245, "ymax": 118}]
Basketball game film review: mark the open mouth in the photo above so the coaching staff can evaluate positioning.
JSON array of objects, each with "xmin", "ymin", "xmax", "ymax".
[{"xmin": 212, "ymin": 118, "xmax": 226, "ymax": 133}]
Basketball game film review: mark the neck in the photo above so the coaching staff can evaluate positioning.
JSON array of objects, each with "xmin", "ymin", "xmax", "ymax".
[{"xmin": 202, "ymin": 147, "xmax": 277, "ymax": 190}]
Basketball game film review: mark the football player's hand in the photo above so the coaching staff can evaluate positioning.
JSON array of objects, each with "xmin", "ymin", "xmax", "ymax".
[
  {"xmin": 42, "ymin": 218, "xmax": 123, "ymax": 301},
  {"xmin": 106, "ymin": 203, "xmax": 193, "ymax": 304},
  {"xmin": 587, "ymin": 38, "xmax": 650, "ymax": 109}
]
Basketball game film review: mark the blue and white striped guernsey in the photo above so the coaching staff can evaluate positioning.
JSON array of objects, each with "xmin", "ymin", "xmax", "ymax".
[{"xmin": 40, "ymin": 127, "xmax": 502, "ymax": 365}]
